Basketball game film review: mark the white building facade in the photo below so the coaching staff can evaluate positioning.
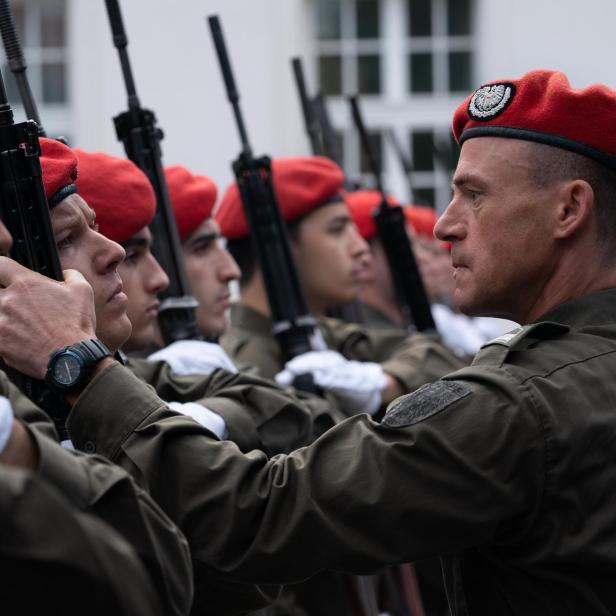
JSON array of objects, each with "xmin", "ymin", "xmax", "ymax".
[{"xmin": 5, "ymin": 0, "xmax": 616, "ymax": 211}]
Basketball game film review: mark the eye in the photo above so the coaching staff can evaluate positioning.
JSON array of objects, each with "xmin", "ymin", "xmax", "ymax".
[{"xmin": 57, "ymin": 234, "xmax": 74, "ymax": 250}]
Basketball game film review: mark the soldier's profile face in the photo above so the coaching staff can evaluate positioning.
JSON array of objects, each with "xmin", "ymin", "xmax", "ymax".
[
  {"xmin": 51, "ymin": 193, "xmax": 133, "ymax": 352},
  {"xmin": 182, "ymin": 217, "xmax": 240, "ymax": 337},
  {"xmin": 435, "ymin": 138, "xmax": 558, "ymax": 323},
  {"xmin": 290, "ymin": 202, "xmax": 371, "ymax": 314},
  {"xmin": 119, "ymin": 226, "xmax": 169, "ymax": 352}
]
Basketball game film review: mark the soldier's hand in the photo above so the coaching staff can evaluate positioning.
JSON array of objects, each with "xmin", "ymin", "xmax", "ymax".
[
  {"xmin": 148, "ymin": 339, "xmax": 238, "ymax": 376},
  {"xmin": 276, "ymin": 350, "xmax": 387, "ymax": 416},
  {"xmin": 0, "ymin": 259, "xmax": 97, "ymax": 379}
]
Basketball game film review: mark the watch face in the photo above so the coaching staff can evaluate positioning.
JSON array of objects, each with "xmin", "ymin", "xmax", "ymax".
[{"xmin": 52, "ymin": 353, "xmax": 82, "ymax": 386}]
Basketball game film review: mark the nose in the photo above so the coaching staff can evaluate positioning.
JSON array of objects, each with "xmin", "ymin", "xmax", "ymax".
[
  {"xmin": 349, "ymin": 224, "xmax": 370, "ymax": 260},
  {"xmin": 217, "ymin": 244, "xmax": 241, "ymax": 283},
  {"xmin": 94, "ymin": 232, "xmax": 126, "ymax": 274},
  {"xmin": 434, "ymin": 199, "xmax": 465, "ymax": 243},
  {"xmin": 0, "ymin": 220, "xmax": 13, "ymax": 256},
  {"xmin": 146, "ymin": 253, "xmax": 170, "ymax": 294}
]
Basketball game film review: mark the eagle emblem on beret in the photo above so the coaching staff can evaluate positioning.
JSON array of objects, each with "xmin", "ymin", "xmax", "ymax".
[{"xmin": 468, "ymin": 83, "xmax": 515, "ymax": 121}]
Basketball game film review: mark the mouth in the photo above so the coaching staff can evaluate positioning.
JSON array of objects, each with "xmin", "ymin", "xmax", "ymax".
[
  {"xmin": 216, "ymin": 293, "xmax": 232, "ymax": 308},
  {"xmin": 145, "ymin": 301, "xmax": 160, "ymax": 318},
  {"xmin": 108, "ymin": 282, "xmax": 127, "ymax": 303}
]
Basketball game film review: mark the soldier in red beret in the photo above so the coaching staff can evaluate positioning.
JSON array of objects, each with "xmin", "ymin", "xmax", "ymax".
[
  {"xmin": 217, "ymin": 156, "xmax": 463, "ymax": 420},
  {"xmin": 5, "ymin": 69, "xmax": 616, "ymax": 616}
]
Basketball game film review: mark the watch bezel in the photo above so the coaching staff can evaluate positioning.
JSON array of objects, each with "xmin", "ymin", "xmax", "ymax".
[{"xmin": 47, "ymin": 348, "xmax": 87, "ymax": 391}]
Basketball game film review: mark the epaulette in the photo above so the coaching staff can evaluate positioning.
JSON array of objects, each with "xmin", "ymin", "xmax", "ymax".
[{"xmin": 471, "ymin": 321, "xmax": 570, "ymax": 367}]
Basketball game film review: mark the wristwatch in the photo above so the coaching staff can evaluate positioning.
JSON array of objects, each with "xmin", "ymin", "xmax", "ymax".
[{"xmin": 45, "ymin": 339, "xmax": 112, "ymax": 394}]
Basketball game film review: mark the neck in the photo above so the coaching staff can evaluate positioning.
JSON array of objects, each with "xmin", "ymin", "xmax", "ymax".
[
  {"xmin": 519, "ymin": 241, "xmax": 616, "ymax": 323},
  {"xmin": 239, "ymin": 271, "xmax": 272, "ymax": 317},
  {"xmin": 359, "ymin": 285, "xmax": 406, "ymax": 327}
]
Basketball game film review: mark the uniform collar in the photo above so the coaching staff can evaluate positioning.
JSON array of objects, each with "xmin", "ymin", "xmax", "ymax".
[
  {"xmin": 229, "ymin": 302, "xmax": 273, "ymax": 334},
  {"xmin": 534, "ymin": 288, "xmax": 616, "ymax": 330}
]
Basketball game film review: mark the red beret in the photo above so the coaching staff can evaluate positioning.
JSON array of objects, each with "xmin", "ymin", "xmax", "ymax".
[
  {"xmin": 345, "ymin": 189, "xmax": 437, "ymax": 240},
  {"xmin": 454, "ymin": 70, "xmax": 616, "ymax": 168},
  {"xmin": 344, "ymin": 190, "xmax": 398, "ymax": 240},
  {"xmin": 403, "ymin": 205, "xmax": 437, "ymax": 239},
  {"xmin": 165, "ymin": 165, "xmax": 217, "ymax": 241},
  {"xmin": 216, "ymin": 156, "xmax": 345, "ymax": 239},
  {"xmin": 73, "ymin": 149, "xmax": 156, "ymax": 244},
  {"xmin": 39, "ymin": 137, "xmax": 78, "ymax": 208}
]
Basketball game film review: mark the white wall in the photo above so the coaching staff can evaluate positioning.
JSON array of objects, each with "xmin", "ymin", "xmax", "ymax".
[
  {"xmin": 68, "ymin": 0, "xmax": 313, "ymax": 192},
  {"xmin": 475, "ymin": 0, "xmax": 616, "ymax": 89}
]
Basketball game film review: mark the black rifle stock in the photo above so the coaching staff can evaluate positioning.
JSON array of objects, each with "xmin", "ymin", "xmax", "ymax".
[
  {"xmin": 291, "ymin": 57, "xmax": 324, "ymax": 156},
  {"xmin": 0, "ymin": 64, "xmax": 60, "ymax": 279},
  {"xmin": 104, "ymin": 0, "xmax": 200, "ymax": 344},
  {"xmin": 349, "ymin": 96, "xmax": 437, "ymax": 335},
  {"xmin": 208, "ymin": 15, "xmax": 317, "ymax": 360},
  {"xmin": 0, "ymin": 0, "xmax": 44, "ymax": 135}
]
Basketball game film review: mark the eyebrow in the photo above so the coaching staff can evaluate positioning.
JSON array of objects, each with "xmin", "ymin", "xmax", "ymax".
[
  {"xmin": 122, "ymin": 237, "xmax": 150, "ymax": 249},
  {"xmin": 452, "ymin": 173, "xmax": 485, "ymax": 189},
  {"xmin": 186, "ymin": 231, "xmax": 218, "ymax": 247},
  {"xmin": 327, "ymin": 214, "xmax": 352, "ymax": 226}
]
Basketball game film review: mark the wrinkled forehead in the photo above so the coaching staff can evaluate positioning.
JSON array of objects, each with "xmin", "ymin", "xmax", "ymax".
[{"xmin": 50, "ymin": 193, "xmax": 96, "ymax": 231}]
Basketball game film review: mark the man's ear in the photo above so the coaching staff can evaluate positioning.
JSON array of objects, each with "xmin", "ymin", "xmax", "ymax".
[{"xmin": 554, "ymin": 179, "xmax": 595, "ymax": 239}]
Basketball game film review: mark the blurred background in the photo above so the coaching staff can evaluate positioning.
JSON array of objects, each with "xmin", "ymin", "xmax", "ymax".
[{"xmin": 5, "ymin": 0, "xmax": 615, "ymax": 212}]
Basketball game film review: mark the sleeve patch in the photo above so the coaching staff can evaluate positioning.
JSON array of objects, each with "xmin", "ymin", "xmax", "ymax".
[{"xmin": 382, "ymin": 381, "xmax": 471, "ymax": 428}]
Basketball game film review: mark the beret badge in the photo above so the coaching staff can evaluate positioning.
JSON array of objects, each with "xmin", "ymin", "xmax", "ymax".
[{"xmin": 468, "ymin": 83, "xmax": 515, "ymax": 121}]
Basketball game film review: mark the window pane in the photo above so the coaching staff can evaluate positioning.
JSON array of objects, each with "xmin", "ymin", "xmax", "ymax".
[
  {"xmin": 42, "ymin": 62, "xmax": 66, "ymax": 103},
  {"xmin": 409, "ymin": 53, "xmax": 433, "ymax": 93},
  {"xmin": 41, "ymin": 0, "xmax": 66, "ymax": 47},
  {"xmin": 413, "ymin": 187, "xmax": 435, "ymax": 207},
  {"xmin": 408, "ymin": 0, "xmax": 432, "ymax": 37},
  {"xmin": 449, "ymin": 51, "xmax": 471, "ymax": 92},
  {"xmin": 10, "ymin": 4, "xmax": 25, "ymax": 46},
  {"xmin": 317, "ymin": 0, "xmax": 342, "ymax": 40},
  {"xmin": 360, "ymin": 132, "xmax": 382, "ymax": 175},
  {"xmin": 358, "ymin": 54, "xmax": 380, "ymax": 94},
  {"xmin": 448, "ymin": 0, "xmax": 471, "ymax": 35},
  {"xmin": 411, "ymin": 130, "xmax": 434, "ymax": 171},
  {"xmin": 433, "ymin": 133, "xmax": 459, "ymax": 171},
  {"xmin": 319, "ymin": 55, "xmax": 342, "ymax": 96},
  {"xmin": 357, "ymin": 0, "xmax": 379, "ymax": 39}
]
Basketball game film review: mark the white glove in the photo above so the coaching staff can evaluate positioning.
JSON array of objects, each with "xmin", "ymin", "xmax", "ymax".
[
  {"xmin": 0, "ymin": 396, "xmax": 14, "ymax": 454},
  {"xmin": 275, "ymin": 350, "xmax": 386, "ymax": 416},
  {"xmin": 167, "ymin": 401, "xmax": 228, "ymax": 439},
  {"xmin": 148, "ymin": 340, "xmax": 238, "ymax": 376}
]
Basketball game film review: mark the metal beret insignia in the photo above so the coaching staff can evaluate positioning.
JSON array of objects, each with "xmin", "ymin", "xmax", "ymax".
[
  {"xmin": 468, "ymin": 83, "xmax": 515, "ymax": 121},
  {"xmin": 382, "ymin": 381, "xmax": 471, "ymax": 428}
]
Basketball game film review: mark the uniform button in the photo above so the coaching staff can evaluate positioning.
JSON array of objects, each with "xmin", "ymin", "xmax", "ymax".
[{"xmin": 83, "ymin": 441, "xmax": 96, "ymax": 453}]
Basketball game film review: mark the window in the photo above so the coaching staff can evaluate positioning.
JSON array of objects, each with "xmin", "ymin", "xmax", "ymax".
[
  {"xmin": 0, "ymin": 0, "xmax": 69, "ymax": 136},
  {"xmin": 316, "ymin": 0, "xmax": 382, "ymax": 96},
  {"xmin": 407, "ymin": 0, "xmax": 473, "ymax": 94}
]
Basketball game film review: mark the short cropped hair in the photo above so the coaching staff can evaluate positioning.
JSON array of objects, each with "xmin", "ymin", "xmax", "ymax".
[{"xmin": 527, "ymin": 141, "xmax": 616, "ymax": 262}]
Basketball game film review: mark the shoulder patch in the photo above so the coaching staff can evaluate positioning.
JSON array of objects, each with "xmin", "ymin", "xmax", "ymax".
[
  {"xmin": 481, "ymin": 321, "xmax": 569, "ymax": 350},
  {"xmin": 382, "ymin": 381, "xmax": 471, "ymax": 428}
]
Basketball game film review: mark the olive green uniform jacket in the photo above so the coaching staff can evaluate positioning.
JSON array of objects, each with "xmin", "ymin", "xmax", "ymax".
[
  {"xmin": 221, "ymin": 303, "xmax": 465, "ymax": 394},
  {"xmin": 126, "ymin": 356, "xmax": 337, "ymax": 456},
  {"xmin": 65, "ymin": 289, "xmax": 616, "ymax": 615},
  {"xmin": 1, "ymin": 372, "xmax": 193, "ymax": 616}
]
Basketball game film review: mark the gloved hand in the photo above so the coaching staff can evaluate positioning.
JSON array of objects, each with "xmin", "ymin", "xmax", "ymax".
[
  {"xmin": 0, "ymin": 396, "xmax": 14, "ymax": 454},
  {"xmin": 148, "ymin": 340, "xmax": 238, "ymax": 376},
  {"xmin": 166, "ymin": 401, "xmax": 228, "ymax": 439},
  {"xmin": 276, "ymin": 350, "xmax": 386, "ymax": 416}
]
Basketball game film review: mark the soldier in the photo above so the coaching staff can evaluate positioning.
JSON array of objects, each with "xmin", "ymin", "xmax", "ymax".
[
  {"xmin": 217, "ymin": 156, "xmax": 464, "ymax": 417},
  {"xmin": 3, "ymin": 68, "xmax": 615, "ymax": 615},
  {"xmin": 71, "ymin": 148, "xmax": 336, "ymax": 458},
  {"xmin": 0, "ymin": 218, "xmax": 192, "ymax": 614},
  {"xmin": 345, "ymin": 189, "xmax": 513, "ymax": 355}
]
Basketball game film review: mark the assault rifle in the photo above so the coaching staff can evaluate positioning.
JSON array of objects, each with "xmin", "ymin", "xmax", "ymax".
[
  {"xmin": 208, "ymin": 16, "xmax": 319, "ymax": 363},
  {"xmin": 0, "ymin": 65, "xmax": 60, "ymax": 280},
  {"xmin": 291, "ymin": 57, "xmax": 324, "ymax": 156},
  {"xmin": 0, "ymin": 0, "xmax": 44, "ymax": 135},
  {"xmin": 105, "ymin": 0, "xmax": 201, "ymax": 344},
  {"xmin": 349, "ymin": 95, "xmax": 437, "ymax": 335},
  {"xmin": 313, "ymin": 92, "xmax": 344, "ymax": 168}
]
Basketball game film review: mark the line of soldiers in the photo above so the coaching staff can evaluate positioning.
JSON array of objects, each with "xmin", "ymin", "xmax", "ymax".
[{"xmin": 4, "ymin": 66, "xmax": 616, "ymax": 616}]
